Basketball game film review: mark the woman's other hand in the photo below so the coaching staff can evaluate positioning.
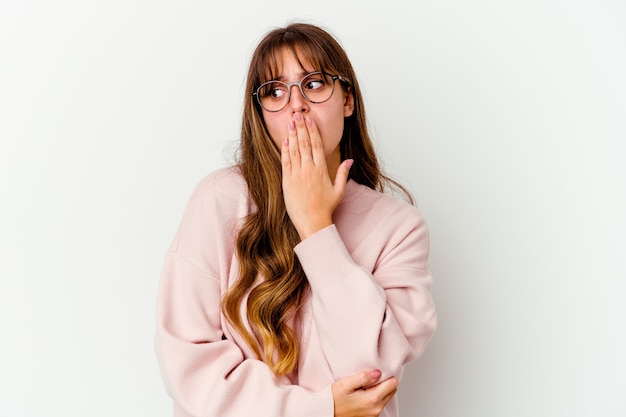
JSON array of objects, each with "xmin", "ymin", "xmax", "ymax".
[
  {"xmin": 331, "ymin": 370, "xmax": 399, "ymax": 417},
  {"xmin": 281, "ymin": 112, "xmax": 353, "ymax": 240}
]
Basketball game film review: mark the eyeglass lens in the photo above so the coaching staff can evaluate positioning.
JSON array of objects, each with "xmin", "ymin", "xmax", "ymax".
[{"xmin": 256, "ymin": 72, "xmax": 335, "ymax": 112}]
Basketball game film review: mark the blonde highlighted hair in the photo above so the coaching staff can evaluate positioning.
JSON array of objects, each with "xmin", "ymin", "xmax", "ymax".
[{"xmin": 222, "ymin": 22, "xmax": 412, "ymax": 376}]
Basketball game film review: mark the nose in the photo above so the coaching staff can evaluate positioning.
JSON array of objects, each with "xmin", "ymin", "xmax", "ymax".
[{"xmin": 288, "ymin": 84, "xmax": 309, "ymax": 113}]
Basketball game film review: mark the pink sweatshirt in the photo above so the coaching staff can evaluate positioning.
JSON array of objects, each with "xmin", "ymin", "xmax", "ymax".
[{"xmin": 155, "ymin": 166, "xmax": 436, "ymax": 417}]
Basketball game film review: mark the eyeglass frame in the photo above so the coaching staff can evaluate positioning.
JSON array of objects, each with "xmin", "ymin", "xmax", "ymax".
[{"xmin": 252, "ymin": 71, "xmax": 349, "ymax": 113}]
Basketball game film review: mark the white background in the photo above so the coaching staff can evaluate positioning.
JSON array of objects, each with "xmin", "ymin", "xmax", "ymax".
[{"xmin": 1, "ymin": 1, "xmax": 625, "ymax": 416}]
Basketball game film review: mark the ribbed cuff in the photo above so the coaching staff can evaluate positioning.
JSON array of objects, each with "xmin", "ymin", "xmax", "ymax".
[{"xmin": 280, "ymin": 384, "xmax": 334, "ymax": 417}]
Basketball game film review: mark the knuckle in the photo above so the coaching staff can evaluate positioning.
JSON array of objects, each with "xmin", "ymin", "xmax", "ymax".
[
  {"xmin": 360, "ymin": 371, "xmax": 371, "ymax": 385},
  {"xmin": 311, "ymin": 140, "xmax": 323, "ymax": 150}
]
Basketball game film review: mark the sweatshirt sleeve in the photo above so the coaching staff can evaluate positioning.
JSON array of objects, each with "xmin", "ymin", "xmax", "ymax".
[
  {"xmin": 155, "ymin": 253, "xmax": 333, "ymax": 417},
  {"xmin": 293, "ymin": 206, "xmax": 437, "ymax": 382},
  {"xmin": 154, "ymin": 170, "xmax": 334, "ymax": 417}
]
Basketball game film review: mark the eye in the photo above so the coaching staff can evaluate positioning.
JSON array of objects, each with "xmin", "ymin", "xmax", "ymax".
[
  {"xmin": 269, "ymin": 86, "xmax": 286, "ymax": 98},
  {"xmin": 259, "ymin": 82, "xmax": 287, "ymax": 99},
  {"xmin": 303, "ymin": 75, "xmax": 326, "ymax": 91}
]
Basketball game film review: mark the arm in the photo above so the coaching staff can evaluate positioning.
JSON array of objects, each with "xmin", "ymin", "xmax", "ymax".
[
  {"xmin": 155, "ymin": 252, "xmax": 334, "ymax": 417},
  {"xmin": 280, "ymin": 113, "xmax": 436, "ymax": 383},
  {"xmin": 156, "ymin": 234, "xmax": 399, "ymax": 417},
  {"xmin": 154, "ymin": 171, "xmax": 334, "ymax": 417},
  {"xmin": 294, "ymin": 212, "xmax": 437, "ymax": 382}
]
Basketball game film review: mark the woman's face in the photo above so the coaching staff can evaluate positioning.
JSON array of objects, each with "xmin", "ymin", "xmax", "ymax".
[{"xmin": 260, "ymin": 48, "xmax": 354, "ymax": 169}]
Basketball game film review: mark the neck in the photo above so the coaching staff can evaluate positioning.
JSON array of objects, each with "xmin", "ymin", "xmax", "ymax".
[{"xmin": 326, "ymin": 150, "xmax": 341, "ymax": 183}]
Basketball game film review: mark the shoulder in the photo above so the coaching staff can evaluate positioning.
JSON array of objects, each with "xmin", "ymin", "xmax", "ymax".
[
  {"xmin": 335, "ymin": 181, "xmax": 430, "ymax": 269},
  {"xmin": 193, "ymin": 165, "xmax": 247, "ymax": 199},
  {"xmin": 185, "ymin": 166, "xmax": 250, "ymax": 212},
  {"xmin": 167, "ymin": 166, "xmax": 250, "ymax": 266},
  {"xmin": 176, "ymin": 166, "xmax": 250, "ymax": 240},
  {"xmin": 341, "ymin": 180, "xmax": 427, "ymax": 229}
]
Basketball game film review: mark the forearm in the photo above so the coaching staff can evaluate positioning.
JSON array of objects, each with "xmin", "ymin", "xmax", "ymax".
[
  {"xmin": 156, "ymin": 252, "xmax": 334, "ymax": 417},
  {"xmin": 294, "ymin": 225, "xmax": 437, "ymax": 380}
]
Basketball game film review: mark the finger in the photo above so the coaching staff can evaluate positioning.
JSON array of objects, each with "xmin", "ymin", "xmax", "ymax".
[
  {"xmin": 288, "ymin": 119, "xmax": 301, "ymax": 169},
  {"xmin": 381, "ymin": 387, "xmax": 398, "ymax": 406},
  {"xmin": 281, "ymin": 136, "xmax": 291, "ymax": 176},
  {"xmin": 369, "ymin": 376, "xmax": 398, "ymax": 398},
  {"xmin": 333, "ymin": 159, "xmax": 353, "ymax": 195},
  {"xmin": 305, "ymin": 116, "xmax": 326, "ymax": 166},
  {"xmin": 377, "ymin": 384, "xmax": 398, "ymax": 411},
  {"xmin": 293, "ymin": 112, "xmax": 312, "ymax": 162},
  {"xmin": 327, "ymin": 159, "xmax": 353, "ymax": 207},
  {"xmin": 341, "ymin": 370, "xmax": 382, "ymax": 393}
]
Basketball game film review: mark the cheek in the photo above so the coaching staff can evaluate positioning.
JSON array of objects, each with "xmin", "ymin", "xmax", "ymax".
[
  {"xmin": 323, "ymin": 110, "xmax": 346, "ymax": 139},
  {"xmin": 263, "ymin": 114, "xmax": 287, "ymax": 148},
  {"xmin": 317, "ymin": 117, "xmax": 345, "ymax": 155}
]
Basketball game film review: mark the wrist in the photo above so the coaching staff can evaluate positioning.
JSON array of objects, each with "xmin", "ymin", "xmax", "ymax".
[{"xmin": 297, "ymin": 220, "xmax": 333, "ymax": 241}]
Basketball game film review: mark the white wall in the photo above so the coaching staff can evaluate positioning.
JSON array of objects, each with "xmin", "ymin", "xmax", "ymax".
[{"xmin": 1, "ymin": 1, "xmax": 624, "ymax": 416}]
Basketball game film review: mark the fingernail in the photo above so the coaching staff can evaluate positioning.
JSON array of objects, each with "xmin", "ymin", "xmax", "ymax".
[
  {"xmin": 346, "ymin": 159, "xmax": 354, "ymax": 170},
  {"xmin": 289, "ymin": 121, "xmax": 295, "ymax": 131},
  {"xmin": 283, "ymin": 137, "xmax": 289, "ymax": 146},
  {"xmin": 294, "ymin": 112, "xmax": 303, "ymax": 121},
  {"xmin": 370, "ymin": 370, "xmax": 381, "ymax": 379},
  {"xmin": 306, "ymin": 116, "xmax": 313, "ymax": 126}
]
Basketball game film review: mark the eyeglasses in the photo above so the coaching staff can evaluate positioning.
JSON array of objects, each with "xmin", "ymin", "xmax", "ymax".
[{"xmin": 253, "ymin": 72, "xmax": 347, "ymax": 112}]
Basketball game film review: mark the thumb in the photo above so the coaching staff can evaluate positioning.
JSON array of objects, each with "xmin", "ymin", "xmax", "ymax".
[
  {"xmin": 333, "ymin": 159, "xmax": 353, "ymax": 194},
  {"xmin": 341, "ymin": 369, "xmax": 382, "ymax": 392}
]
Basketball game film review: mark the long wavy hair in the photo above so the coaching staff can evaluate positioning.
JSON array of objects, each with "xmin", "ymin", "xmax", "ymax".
[{"xmin": 222, "ymin": 22, "xmax": 412, "ymax": 377}]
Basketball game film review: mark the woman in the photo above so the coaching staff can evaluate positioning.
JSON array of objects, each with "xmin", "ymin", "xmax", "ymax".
[{"xmin": 155, "ymin": 22, "xmax": 436, "ymax": 417}]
